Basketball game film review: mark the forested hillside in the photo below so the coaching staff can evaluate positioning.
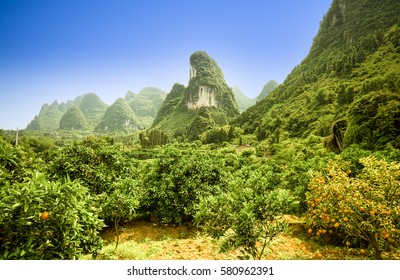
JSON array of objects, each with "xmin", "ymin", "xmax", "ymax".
[
  {"xmin": 236, "ymin": 0, "xmax": 400, "ymax": 151},
  {"xmin": 26, "ymin": 88, "xmax": 166, "ymax": 132}
]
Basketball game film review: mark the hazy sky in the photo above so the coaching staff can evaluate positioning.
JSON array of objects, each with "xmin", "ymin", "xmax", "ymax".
[{"xmin": 0, "ymin": 0, "xmax": 332, "ymax": 130}]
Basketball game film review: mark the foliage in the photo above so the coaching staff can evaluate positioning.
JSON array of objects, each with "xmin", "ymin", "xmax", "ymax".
[
  {"xmin": 305, "ymin": 156, "xmax": 400, "ymax": 259},
  {"xmin": 232, "ymin": 86, "xmax": 255, "ymax": 112},
  {"xmin": 59, "ymin": 105, "xmax": 88, "ymax": 130},
  {"xmin": 344, "ymin": 90, "xmax": 400, "ymax": 150},
  {"xmin": 98, "ymin": 178, "xmax": 142, "ymax": 249},
  {"xmin": 234, "ymin": 1, "xmax": 400, "ymax": 148},
  {"xmin": 0, "ymin": 137, "xmax": 40, "ymax": 183},
  {"xmin": 194, "ymin": 165, "xmax": 296, "ymax": 259},
  {"xmin": 95, "ymin": 98, "xmax": 141, "ymax": 132},
  {"xmin": 153, "ymin": 51, "xmax": 240, "ymax": 141},
  {"xmin": 78, "ymin": 93, "xmax": 108, "ymax": 130},
  {"xmin": 0, "ymin": 172, "xmax": 103, "ymax": 259},
  {"xmin": 152, "ymin": 83, "xmax": 186, "ymax": 127},
  {"xmin": 142, "ymin": 147, "xmax": 226, "ymax": 224},
  {"xmin": 139, "ymin": 129, "xmax": 169, "ymax": 148},
  {"xmin": 47, "ymin": 136, "xmax": 138, "ymax": 194},
  {"xmin": 255, "ymin": 80, "xmax": 279, "ymax": 102}
]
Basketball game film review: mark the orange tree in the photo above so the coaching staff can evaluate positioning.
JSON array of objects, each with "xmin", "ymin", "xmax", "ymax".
[
  {"xmin": 194, "ymin": 163, "xmax": 297, "ymax": 260},
  {"xmin": 305, "ymin": 156, "xmax": 400, "ymax": 259},
  {"xmin": 0, "ymin": 172, "xmax": 103, "ymax": 259}
]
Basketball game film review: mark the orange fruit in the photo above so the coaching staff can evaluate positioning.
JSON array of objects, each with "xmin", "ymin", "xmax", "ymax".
[
  {"xmin": 308, "ymin": 228, "xmax": 313, "ymax": 234},
  {"xmin": 343, "ymin": 217, "xmax": 349, "ymax": 222},
  {"xmin": 40, "ymin": 211, "xmax": 49, "ymax": 220},
  {"xmin": 334, "ymin": 223, "xmax": 339, "ymax": 228},
  {"xmin": 359, "ymin": 207, "xmax": 365, "ymax": 212},
  {"xmin": 384, "ymin": 233, "xmax": 390, "ymax": 239},
  {"xmin": 370, "ymin": 211, "xmax": 376, "ymax": 216},
  {"xmin": 386, "ymin": 211, "xmax": 391, "ymax": 216}
]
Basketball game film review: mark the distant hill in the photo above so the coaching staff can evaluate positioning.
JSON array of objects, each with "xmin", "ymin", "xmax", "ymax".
[
  {"xmin": 26, "ymin": 100, "xmax": 72, "ymax": 131},
  {"xmin": 126, "ymin": 87, "xmax": 166, "ymax": 128},
  {"xmin": 25, "ymin": 88, "xmax": 166, "ymax": 132},
  {"xmin": 78, "ymin": 93, "xmax": 108, "ymax": 130},
  {"xmin": 152, "ymin": 83, "xmax": 186, "ymax": 127},
  {"xmin": 152, "ymin": 51, "xmax": 240, "ymax": 141},
  {"xmin": 232, "ymin": 87, "xmax": 255, "ymax": 112},
  {"xmin": 94, "ymin": 98, "xmax": 141, "ymax": 132},
  {"xmin": 59, "ymin": 105, "xmax": 88, "ymax": 130},
  {"xmin": 255, "ymin": 80, "xmax": 279, "ymax": 102}
]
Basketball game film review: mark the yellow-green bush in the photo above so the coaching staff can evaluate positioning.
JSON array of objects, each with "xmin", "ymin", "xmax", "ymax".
[{"xmin": 305, "ymin": 156, "xmax": 400, "ymax": 259}]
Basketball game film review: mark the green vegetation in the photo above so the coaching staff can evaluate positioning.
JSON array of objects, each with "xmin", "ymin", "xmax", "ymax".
[
  {"xmin": 59, "ymin": 105, "xmax": 88, "ymax": 130},
  {"xmin": 0, "ymin": 173, "xmax": 103, "ymax": 259},
  {"xmin": 2, "ymin": 0, "xmax": 400, "ymax": 260},
  {"xmin": 95, "ymin": 98, "xmax": 141, "ymax": 132},
  {"xmin": 255, "ymin": 80, "xmax": 279, "ymax": 102},
  {"xmin": 306, "ymin": 156, "xmax": 400, "ymax": 259},
  {"xmin": 126, "ymin": 87, "xmax": 167, "ymax": 128},
  {"xmin": 152, "ymin": 83, "xmax": 185, "ymax": 127},
  {"xmin": 26, "ymin": 101, "xmax": 69, "ymax": 131},
  {"xmin": 78, "ymin": 93, "xmax": 108, "ymax": 130},
  {"xmin": 153, "ymin": 51, "xmax": 240, "ymax": 141},
  {"xmin": 26, "ymin": 88, "xmax": 165, "ymax": 133},
  {"xmin": 1, "ymin": 129, "xmax": 399, "ymax": 259},
  {"xmin": 232, "ymin": 86, "xmax": 255, "ymax": 112},
  {"xmin": 235, "ymin": 0, "xmax": 400, "ymax": 149}
]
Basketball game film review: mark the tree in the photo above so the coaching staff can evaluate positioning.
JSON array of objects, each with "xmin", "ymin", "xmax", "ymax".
[{"xmin": 306, "ymin": 156, "xmax": 400, "ymax": 259}]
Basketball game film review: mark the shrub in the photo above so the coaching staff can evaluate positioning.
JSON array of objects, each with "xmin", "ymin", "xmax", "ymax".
[
  {"xmin": 194, "ymin": 167, "xmax": 297, "ymax": 260},
  {"xmin": 98, "ymin": 178, "xmax": 142, "ymax": 249},
  {"xmin": 0, "ymin": 173, "xmax": 104, "ymax": 259},
  {"xmin": 142, "ymin": 147, "xmax": 225, "ymax": 224},
  {"xmin": 305, "ymin": 156, "xmax": 400, "ymax": 259},
  {"xmin": 48, "ymin": 136, "xmax": 138, "ymax": 194}
]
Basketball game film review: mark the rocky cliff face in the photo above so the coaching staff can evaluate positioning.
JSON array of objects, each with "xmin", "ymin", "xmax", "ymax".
[
  {"xmin": 186, "ymin": 86, "xmax": 218, "ymax": 110},
  {"xmin": 183, "ymin": 51, "xmax": 239, "ymax": 117}
]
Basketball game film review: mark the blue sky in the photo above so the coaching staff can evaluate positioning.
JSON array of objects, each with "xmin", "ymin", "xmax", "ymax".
[{"xmin": 0, "ymin": 0, "xmax": 332, "ymax": 130}]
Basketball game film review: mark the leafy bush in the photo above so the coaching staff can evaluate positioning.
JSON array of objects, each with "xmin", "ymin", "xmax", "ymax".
[
  {"xmin": 48, "ymin": 136, "xmax": 138, "ymax": 194},
  {"xmin": 142, "ymin": 147, "xmax": 226, "ymax": 224},
  {"xmin": 305, "ymin": 156, "xmax": 400, "ymax": 259},
  {"xmin": 194, "ymin": 166, "xmax": 296, "ymax": 259},
  {"xmin": 0, "ymin": 173, "xmax": 103, "ymax": 259},
  {"xmin": 98, "ymin": 178, "xmax": 142, "ymax": 248},
  {"xmin": 344, "ymin": 90, "xmax": 400, "ymax": 150},
  {"xmin": 0, "ymin": 138, "xmax": 39, "ymax": 183}
]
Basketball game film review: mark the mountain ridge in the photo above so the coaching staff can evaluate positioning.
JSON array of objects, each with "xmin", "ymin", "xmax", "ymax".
[{"xmin": 234, "ymin": 0, "xmax": 400, "ymax": 151}]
